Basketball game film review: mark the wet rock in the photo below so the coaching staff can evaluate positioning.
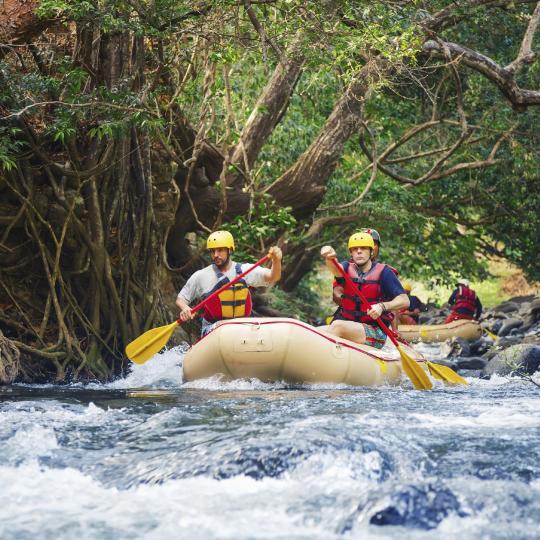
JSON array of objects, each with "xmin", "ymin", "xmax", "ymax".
[
  {"xmin": 489, "ymin": 319, "xmax": 505, "ymax": 335},
  {"xmin": 493, "ymin": 301, "xmax": 519, "ymax": 314},
  {"xmin": 509, "ymin": 294, "xmax": 538, "ymax": 305},
  {"xmin": 496, "ymin": 335, "xmax": 522, "ymax": 349},
  {"xmin": 523, "ymin": 334, "xmax": 540, "ymax": 346},
  {"xmin": 457, "ymin": 357, "xmax": 487, "ymax": 370},
  {"xmin": 529, "ymin": 297, "xmax": 540, "ymax": 314},
  {"xmin": 523, "ymin": 298, "xmax": 540, "ymax": 327},
  {"xmin": 483, "ymin": 344, "xmax": 540, "ymax": 377},
  {"xmin": 458, "ymin": 369, "xmax": 483, "ymax": 378},
  {"xmin": 369, "ymin": 484, "xmax": 466, "ymax": 530},
  {"xmin": 469, "ymin": 337, "xmax": 493, "ymax": 356},
  {"xmin": 498, "ymin": 318, "xmax": 524, "ymax": 337},
  {"xmin": 430, "ymin": 358, "xmax": 458, "ymax": 369},
  {"xmin": 213, "ymin": 445, "xmax": 305, "ymax": 480},
  {"xmin": 441, "ymin": 337, "xmax": 471, "ymax": 358}
]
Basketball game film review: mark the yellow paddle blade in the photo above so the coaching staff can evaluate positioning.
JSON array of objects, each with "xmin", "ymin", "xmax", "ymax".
[
  {"xmin": 125, "ymin": 321, "xmax": 179, "ymax": 364},
  {"xmin": 398, "ymin": 345, "xmax": 433, "ymax": 390},
  {"xmin": 483, "ymin": 328, "xmax": 499, "ymax": 341},
  {"xmin": 427, "ymin": 362, "xmax": 468, "ymax": 385}
]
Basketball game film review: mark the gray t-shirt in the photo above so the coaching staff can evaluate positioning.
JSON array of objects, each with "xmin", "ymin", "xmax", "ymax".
[{"xmin": 177, "ymin": 262, "xmax": 270, "ymax": 305}]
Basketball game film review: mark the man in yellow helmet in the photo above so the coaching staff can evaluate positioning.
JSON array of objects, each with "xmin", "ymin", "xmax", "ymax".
[
  {"xmin": 320, "ymin": 233, "xmax": 409, "ymax": 348},
  {"xmin": 176, "ymin": 231, "xmax": 282, "ymax": 336}
]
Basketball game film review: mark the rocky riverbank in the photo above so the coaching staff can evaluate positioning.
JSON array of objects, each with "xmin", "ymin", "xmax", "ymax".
[{"xmin": 418, "ymin": 295, "xmax": 540, "ymax": 380}]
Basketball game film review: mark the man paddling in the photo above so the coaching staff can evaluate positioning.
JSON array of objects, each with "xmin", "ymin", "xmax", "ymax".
[
  {"xmin": 176, "ymin": 231, "xmax": 282, "ymax": 336},
  {"xmin": 445, "ymin": 278, "xmax": 482, "ymax": 323},
  {"xmin": 320, "ymin": 232, "xmax": 409, "ymax": 348},
  {"xmin": 333, "ymin": 227, "xmax": 401, "ymax": 329}
]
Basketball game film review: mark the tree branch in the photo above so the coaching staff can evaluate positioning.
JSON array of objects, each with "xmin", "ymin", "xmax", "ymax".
[
  {"xmin": 506, "ymin": 1, "xmax": 540, "ymax": 74},
  {"xmin": 423, "ymin": 39, "xmax": 540, "ymax": 110}
]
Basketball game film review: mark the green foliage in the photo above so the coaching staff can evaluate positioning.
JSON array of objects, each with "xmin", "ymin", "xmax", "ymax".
[
  {"xmin": 0, "ymin": 127, "xmax": 25, "ymax": 171},
  {"xmin": 227, "ymin": 194, "xmax": 296, "ymax": 260},
  {"xmin": 4, "ymin": 0, "xmax": 539, "ymax": 289}
]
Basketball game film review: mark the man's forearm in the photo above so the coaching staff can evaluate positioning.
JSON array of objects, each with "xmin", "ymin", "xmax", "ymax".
[
  {"xmin": 333, "ymin": 285, "xmax": 344, "ymax": 305},
  {"xmin": 383, "ymin": 294, "xmax": 409, "ymax": 312},
  {"xmin": 176, "ymin": 296, "xmax": 190, "ymax": 311},
  {"xmin": 266, "ymin": 260, "xmax": 282, "ymax": 284}
]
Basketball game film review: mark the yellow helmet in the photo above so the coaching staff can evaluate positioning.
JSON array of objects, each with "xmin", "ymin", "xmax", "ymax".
[
  {"xmin": 403, "ymin": 281, "xmax": 412, "ymax": 293},
  {"xmin": 207, "ymin": 230, "xmax": 235, "ymax": 251},
  {"xmin": 348, "ymin": 232, "xmax": 375, "ymax": 250}
]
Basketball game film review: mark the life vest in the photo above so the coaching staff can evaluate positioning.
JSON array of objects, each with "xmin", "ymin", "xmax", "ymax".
[
  {"xmin": 201, "ymin": 263, "xmax": 252, "ymax": 323},
  {"xmin": 373, "ymin": 258, "xmax": 399, "ymax": 276},
  {"xmin": 452, "ymin": 285, "xmax": 476, "ymax": 315},
  {"xmin": 334, "ymin": 261, "xmax": 394, "ymax": 326}
]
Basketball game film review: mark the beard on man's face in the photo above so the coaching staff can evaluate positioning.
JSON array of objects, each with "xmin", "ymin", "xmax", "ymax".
[{"xmin": 212, "ymin": 251, "xmax": 230, "ymax": 268}]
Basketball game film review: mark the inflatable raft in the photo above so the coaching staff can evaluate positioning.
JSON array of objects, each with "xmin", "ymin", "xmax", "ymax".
[
  {"xmin": 398, "ymin": 319, "xmax": 482, "ymax": 343},
  {"xmin": 183, "ymin": 318, "xmax": 426, "ymax": 386}
]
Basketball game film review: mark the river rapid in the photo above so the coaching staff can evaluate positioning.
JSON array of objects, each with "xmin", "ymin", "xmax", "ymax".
[{"xmin": 1, "ymin": 344, "xmax": 539, "ymax": 540}]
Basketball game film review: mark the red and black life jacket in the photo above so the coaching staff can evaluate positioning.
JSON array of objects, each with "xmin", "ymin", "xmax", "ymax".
[
  {"xmin": 452, "ymin": 285, "xmax": 477, "ymax": 315},
  {"xmin": 201, "ymin": 263, "xmax": 253, "ymax": 323},
  {"xmin": 334, "ymin": 261, "xmax": 394, "ymax": 326}
]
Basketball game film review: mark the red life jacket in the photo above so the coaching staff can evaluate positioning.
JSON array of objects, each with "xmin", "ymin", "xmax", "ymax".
[
  {"xmin": 452, "ymin": 285, "xmax": 477, "ymax": 315},
  {"xmin": 201, "ymin": 263, "xmax": 253, "ymax": 323},
  {"xmin": 373, "ymin": 258, "xmax": 399, "ymax": 276},
  {"xmin": 334, "ymin": 261, "xmax": 394, "ymax": 326}
]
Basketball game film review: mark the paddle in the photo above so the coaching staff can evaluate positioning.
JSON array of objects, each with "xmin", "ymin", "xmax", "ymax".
[
  {"xmin": 483, "ymin": 327, "xmax": 499, "ymax": 341},
  {"xmin": 126, "ymin": 253, "xmax": 271, "ymax": 364},
  {"xmin": 329, "ymin": 257, "xmax": 433, "ymax": 390}
]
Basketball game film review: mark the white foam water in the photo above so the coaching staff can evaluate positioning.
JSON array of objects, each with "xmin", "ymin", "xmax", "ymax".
[{"xmin": 1, "ymin": 342, "xmax": 539, "ymax": 539}]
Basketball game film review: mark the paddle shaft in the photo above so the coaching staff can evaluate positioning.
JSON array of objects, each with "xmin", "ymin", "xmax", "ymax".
[
  {"xmin": 181, "ymin": 254, "xmax": 271, "ymax": 323},
  {"xmin": 330, "ymin": 257, "xmax": 400, "ymax": 347}
]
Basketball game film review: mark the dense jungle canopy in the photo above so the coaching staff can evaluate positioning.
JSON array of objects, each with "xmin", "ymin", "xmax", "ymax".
[{"xmin": 0, "ymin": 0, "xmax": 539, "ymax": 381}]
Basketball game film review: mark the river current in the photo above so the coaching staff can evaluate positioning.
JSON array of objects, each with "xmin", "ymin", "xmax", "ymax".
[{"xmin": 1, "ymin": 344, "xmax": 539, "ymax": 540}]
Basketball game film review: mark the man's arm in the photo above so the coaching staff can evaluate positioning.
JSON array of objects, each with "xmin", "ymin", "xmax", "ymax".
[
  {"xmin": 175, "ymin": 272, "xmax": 200, "ymax": 322},
  {"xmin": 475, "ymin": 297, "xmax": 483, "ymax": 319},
  {"xmin": 263, "ymin": 246, "xmax": 282, "ymax": 284},
  {"xmin": 367, "ymin": 293, "xmax": 410, "ymax": 321},
  {"xmin": 448, "ymin": 289, "xmax": 457, "ymax": 305},
  {"xmin": 367, "ymin": 268, "xmax": 409, "ymax": 320},
  {"xmin": 320, "ymin": 246, "xmax": 343, "ymax": 277},
  {"xmin": 176, "ymin": 295, "xmax": 195, "ymax": 322},
  {"xmin": 333, "ymin": 284, "xmax": 344, "ymax": 305}
]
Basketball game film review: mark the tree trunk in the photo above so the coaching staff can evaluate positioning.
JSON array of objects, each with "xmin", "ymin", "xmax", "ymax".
[{"xmin": 266, "ymin": 57, "xmax": 390, "ymax": 219}]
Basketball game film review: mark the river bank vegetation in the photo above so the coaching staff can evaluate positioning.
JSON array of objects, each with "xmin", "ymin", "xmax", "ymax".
[{"xmin": 1, "ymin": 0, "xmax": 539, "ymax": 382}]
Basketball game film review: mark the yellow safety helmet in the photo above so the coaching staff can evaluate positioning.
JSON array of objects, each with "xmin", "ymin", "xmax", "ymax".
[
  {"xmin": 348, "ymin": 232, "xmax": 375, "ymax": 250},
  {"xmin": 207, "ymin": 230, "xmax": 235, "ymax": 251},
  {"xmin": 403, "ymin": 281, "xmax": 413, "ymax": 293}
]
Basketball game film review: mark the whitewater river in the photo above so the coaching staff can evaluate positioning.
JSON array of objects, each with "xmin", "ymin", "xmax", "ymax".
[{"xmin": 1, "ymin": 345, "xmax": 539, "ymax": 540}]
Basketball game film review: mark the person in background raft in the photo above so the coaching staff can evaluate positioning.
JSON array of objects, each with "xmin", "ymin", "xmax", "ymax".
[
  {"xmin": 176, "ymin": 231, "xmax": 282, "ymax": 336},
  {"xmin": 445, "ymin": 278, "xmax": 482, "ymax": 323},
  {"xmin": 319, "ymin": 233, "xmax": 409, "ymax": 349},
  {"xmin": 398, "ymin": 282, "xmax": 425, "ymax": 325}
]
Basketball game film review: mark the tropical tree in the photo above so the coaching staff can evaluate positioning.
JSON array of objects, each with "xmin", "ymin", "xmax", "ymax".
[{"xmin": 0, "ymin": 0, "xmax": 538, "ymax": 379}]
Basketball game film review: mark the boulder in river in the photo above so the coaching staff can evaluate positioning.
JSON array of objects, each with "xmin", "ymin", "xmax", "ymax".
[
  {"xmin": 497, "ymin": 317, "xmax": 524, "ymax": 337},
  {"xmin": 368, "ymin": 484, "xmax": 466, "ymax": 530},
  {"xmin": 483, "ymin": 344, "xmax": 540, "ymax": 378},
  {"xmin": 457, "ymin": 357, "xmax": 488, "ymax": 370}
]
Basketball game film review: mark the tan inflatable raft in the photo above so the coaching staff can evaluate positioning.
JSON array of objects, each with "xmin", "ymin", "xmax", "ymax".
[
  {"xmin": 398, "ymin": 319, "xmax": 482, "ymax": 343},
  {"xmin": 183, "ymin": 317, "xmax": 426, "ymax": 387}
]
